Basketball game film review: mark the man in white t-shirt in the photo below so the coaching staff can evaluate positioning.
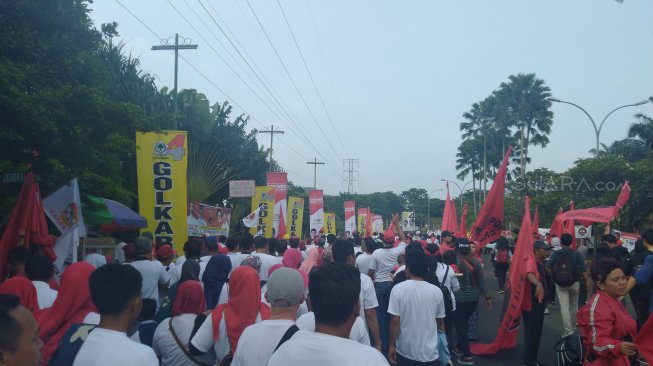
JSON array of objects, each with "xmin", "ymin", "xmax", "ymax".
[
  {"xmin": 356, "ymin": 238, "xmax": 375, "ymax": 276},
  {"xmin": 388, "ymin": 242, "xmax": 446, "ymax": 365},
  {"xmin": 367, "ymin": 213, "xmax": 407, "ymax": 353},
  {"xmin": 296, "ymin": 312, "xmax": 370, "ymax": 345},
  {"xmin": 169, "ymin": 239, "xmax": 202, "ymax": 285},
  {"xmin": 126, "ymin": 236, "xmax": 170, "ymax": 308},
  {"xmin": 332, "ymin": 239, "xmax": 382, "ymax": 352},
  {"xmin": 268, "ymin": 263, "xmax": 388, "ymax": 366},
  {"xmin": 25, "ymin": 254, "xmax": 58, "ymax": 310},
  {"xmin": 73, "ymin": 263, "xmax": 158, "ymax": 366},
  {"xmin": 231, "ymin": 268, "xmax": 305, "ymax": 366},
  {"xmin": 252, "ymin": 236, "xmax": 281, "ymax": 282}
]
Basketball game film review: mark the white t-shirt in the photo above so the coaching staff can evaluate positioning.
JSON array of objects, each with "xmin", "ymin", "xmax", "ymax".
[
  {"xmin": 73, "ymin": 328, "xmax": 158, "ymax": 366},
  {"xmin": 356, "ymin": 253, "xmax": 373, "ymax": 275},
  {"xmin": 127, "ymin": 260, "xmax": 170, "ymax": 307},
  {"xmin": 251, "ymin": 253, "xmax": 281, "ymax": 282},
  {"xmin": 32, "ymin": 281, "xmax": 57, "ymax": 310},
  {"xmin": 268, "ymin": 330, "xmax": 388, "ymax": 366},
  {"xmin": 227, "ymin": 252, "xmax": 245, "ymax": 275},
  {"xmin": 388, "ymin": 280, "xmax": 445, "ymax": 362},
  {"xmin": 153, "ymin": 315, "xmax": 216, "ymax": 366},
  {"xmin": 231, "ymin": 319, "xmax": 296, "ymax": 366},
  {"xmin": 435, "ymin": 262, "xmax": 459, "ymax": 311},
  {"xmin": 354, "ymin": 246, "xmax": 363, "ymax": 254},
  {"xmin": 369, "ymin": 242, "xmax": 407, "ymax": 282},
  {"xmin": 191, "ymin": 310, "xmax": 263, "ymax": 361},
  {"xmin": 359, "ymin": 273, "xmax": 378, "ymax": 329},
  {"xmin": 296, "ymin": 312, "xmax": 370, "ymax": 345}
]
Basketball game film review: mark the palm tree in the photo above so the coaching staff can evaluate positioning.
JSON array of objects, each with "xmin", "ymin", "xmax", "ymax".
[
  {"xmin": 628, "ymin": 113, "xmax": 653, "ymax": 149},
  {"xmin": 456, "ymin": 139, "xmax": 482, "ymax": 214},
  {"xmin": 496, "ymin": 73, "xmax": 554, "ymax": 176}
]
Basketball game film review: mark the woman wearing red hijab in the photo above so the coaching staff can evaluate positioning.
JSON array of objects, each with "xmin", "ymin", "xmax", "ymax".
[
  {"xmin": 0, "ymin": 276, "xmax": 39, "ymax": 315},
  {"xmin": 36, "ymin": 262, "xmax": 96, "ymax": 365},
  {"xmin": 153, "ymin": 281, "xmax": 214, "ymax": 366},
  {"xmin": 189, "ymin": 266, "xmax": 271, "ymax": 364}
]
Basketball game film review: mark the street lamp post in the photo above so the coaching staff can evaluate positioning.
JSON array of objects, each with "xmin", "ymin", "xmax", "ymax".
[
  {"xmin": 440, "ymin": 179, "xmax": 473, "ymax": 209},
  {"xmin": 426, "ymin": 189, "xmax": 443, "ymax": 230},
  {"xmin": 549, "ymin": 98, "xmax": 650, "ymax": 156}
]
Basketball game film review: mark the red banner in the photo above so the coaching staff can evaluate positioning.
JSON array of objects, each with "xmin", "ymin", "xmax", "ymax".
[
  {"xmin": 266, "ymin": 172, "xmax": 288, "ymax": 239},
  {"xmin": 614, "ymin": 181, "xmax": 631, "ymax": 213},
  {"xmin": 344, "ymin": 201, "xmax": 356, "ymax": 236},
  {"xmin": 456, "ymin": 204, "xmax": 468, "ymax": 239},
  {"xmin": 308, "ymin": 190, "xmax": 324, "ymax": 237},
  {"xmin": 441, "ymin": 182, "xmax": 458, "ymax": 233},
  {"xmin": 470, "ymin": 146, "xmax": 512, "ymax": 249},
  {"xmin": 471, "ymin": 196, "xmax": 535, "ymax": 355}
]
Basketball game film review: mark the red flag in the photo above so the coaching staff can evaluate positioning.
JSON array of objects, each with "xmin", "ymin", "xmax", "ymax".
[
  {"xmin": 613, "ymin": 181, "xmax": 631, "ymax": 216},
  {"xmin": 636, "ymin": 310, "xmax": 653, "ymax": 362},
  {"xmin": 366, "ymin": 207, "xmax": 373, "ymax": 237},
  {"xmin": 0, "ymin": 173, "xmax": 55, "ymax": 279},
  {"xmin": 532, "ymin": 204, "xmax": 540, "ymax": 238},
  {"xmin": 557, "ymin": 207, "xmax": 619, "ymax": 223},
  {"xmin": 470, "ymin": 146, "xmax": 512, "ymax": 250},
  {"xmin": 549, "ymin": 207, "xmax": 563, "ymax": 239},
  {"xmin": 564, "ymin": 201, "xmax": 577, "ymax": 249},
  {"xmin": 471, "ymin": 196, "xmax": 535, "ymax": 355},
  {"xmin": 456, "ymin": 204, "xmax": 468, "ymax": 239},
  {"xmin": 441, "ymin": 182, "xmax": 458, "ymax": 232}
]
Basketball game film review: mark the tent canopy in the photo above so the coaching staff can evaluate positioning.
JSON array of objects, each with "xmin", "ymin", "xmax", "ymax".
[{"xmin": 82, "ymin": 196, "xmax": 146, "ymax": 228}]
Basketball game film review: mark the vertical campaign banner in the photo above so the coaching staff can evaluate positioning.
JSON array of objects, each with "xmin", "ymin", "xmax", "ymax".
[
  {"xmin": 309, "ymin": 190, "xmax": 324, "ymax": 237},
  {"xmin": 325, "ymin": 213, "xmax": 337, "ymax": 236},
  {"xmin": 250, "ymin": 186, "xmax": 276, "ymax": 237},
  {"xmin": 266, "ymin": 172, "xmax": 288, "ymax": 239},
  {"xmin": 357, "ymin": 208, "xmax": 369, "ymax": 237},
  {"xmin": 344, "ymin": 201, "xmax": 356, "ymax": 235},
  {"xmin": 286, "ymin": 197, "xmax": 304, "ymax": 238},
  {"xmin": 136, "ymin": 131, "xmax": 188, "ymax": 253},
  {"xmin": 372, "ymin": 215, "xmax": 384, "ymax": 234}
]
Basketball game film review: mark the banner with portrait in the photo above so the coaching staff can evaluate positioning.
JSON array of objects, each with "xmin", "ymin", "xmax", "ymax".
[
  {"xmin": 401, "ymin": 211, "xmax": 416, "ymax": 232},
  {"xmin": 187, "ymin": 202, "xmax": 231, "ymax": 237},
  {"xmin": 309, "ymin": 190, "xmax": 324, "ymax": 237}
]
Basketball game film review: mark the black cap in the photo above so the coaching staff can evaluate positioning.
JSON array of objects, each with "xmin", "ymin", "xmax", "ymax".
[{"xmin": 534, "ymin": 241, "xmax": 553, "ymax": 251}]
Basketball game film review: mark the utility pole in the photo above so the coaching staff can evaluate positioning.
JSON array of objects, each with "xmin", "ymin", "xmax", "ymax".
[
  {"xmin": 152, "ymin": 34, "xmax": 198, "ymax": 129},
  {"xmin": 342, "ymin": 158, "xmax": 359, "ymax": 194},
  {"xmin": 259, "ymin": 125, "xmax": 285, "ymax": 172},
  {"xmin": 306, "ymin": 158, "xmax": 325, "ymax": 189}
]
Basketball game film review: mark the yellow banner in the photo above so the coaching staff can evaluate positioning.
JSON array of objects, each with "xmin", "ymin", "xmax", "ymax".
[
  {"xmin": 136, "ymin": 131, "xmax": 188, "ymax": 254},
  {"xmin": 286, "ymin": 196, "xmax": 304, "ymax": 238},
  {"xmin": 250, "ymin": 186, "xmax": 276, "ymax": 238},
  {"xmin": 325, "ymin": 213, "xmax": 337, "ymax": 236},
  {"xmin": 358, "ymin": 214, "xmax": 365, "ymax": 236}
]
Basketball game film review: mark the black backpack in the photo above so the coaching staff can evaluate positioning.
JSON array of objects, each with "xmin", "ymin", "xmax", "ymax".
[
  {"xmin": 554, "ymin": 332, "xmax": 584, "ymax": 366},
  {"xmin": 427, "ymin": 265, "xmax": 454, "ymax": 318},
  {"xmin": 553, "ymin": 250, "xmax": 579, "ymax": 287}
]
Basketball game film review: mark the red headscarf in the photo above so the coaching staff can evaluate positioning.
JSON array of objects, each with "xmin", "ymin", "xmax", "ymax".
[
  {"xmin": 282, "ymin": 248, "xmax": 302, "ymax": 269},
  {"xmin": 0, "ymin": 276, "xmax": 39, "ymax": 314},
  {"xmin": 172, "ymin": 280, "xmax": 206, "ymax": 316},
  {"xmin": 211, "ymin": 266, "xmax": 270, "ymax": 352},
  {"xmin": 37, "ymin": 262, "xmax": 96, "ymax": 365}
]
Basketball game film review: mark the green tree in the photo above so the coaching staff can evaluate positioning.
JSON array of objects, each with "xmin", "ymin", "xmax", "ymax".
[{"xmin": 497, "ymin": 73, "xmax": 554, "ymax": 176}]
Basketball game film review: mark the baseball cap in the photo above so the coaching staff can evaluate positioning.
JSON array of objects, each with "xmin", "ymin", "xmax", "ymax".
[
  {"xmin": 441, "ymin": 231, "xmax": 454, "ymax": 238},
  {"xmin": 455, "ymin": 238, "xmax": 471, "ymax": 254},
  {"xmin": 156, "ymin": 245, "xmax": 174, "ymax": 260},
  {"xmin": 266, "ymin": 267, "xmax": 304, "ymax": 307},
  {"xmin": 534, "ymin": 241, "xmax": 554, "ymax": 251}
]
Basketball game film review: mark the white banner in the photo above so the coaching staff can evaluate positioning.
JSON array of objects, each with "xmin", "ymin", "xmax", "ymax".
[
  {"xmin": 575, "ymin": 224, "xmax": 592, "ymax": 239},
  {"xmin": 43, "ymin": 179, "xmax": 86, "ymax": 237},
  {"xmin": 52, "ymin": 227, "xmax": 79, "ymax": 281}
]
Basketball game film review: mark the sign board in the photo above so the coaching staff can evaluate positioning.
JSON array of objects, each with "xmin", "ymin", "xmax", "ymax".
[
  {"xmin": 229, "ymin": 180, "xmax": 256, "ymax": 198},
  {"xmin": 575, "ymin": 225, "xmax": 592, "ymax": 239}
]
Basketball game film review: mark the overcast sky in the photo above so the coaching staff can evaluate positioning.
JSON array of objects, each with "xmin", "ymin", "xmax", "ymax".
[{"xmin": 89, "ymin": 0, "xmax": 653, "ymax": 199}]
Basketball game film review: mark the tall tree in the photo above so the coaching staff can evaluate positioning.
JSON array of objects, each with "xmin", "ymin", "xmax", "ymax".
[{"xmin": 497, "ymin": 73, "xmax": 554, "ymax": 175}]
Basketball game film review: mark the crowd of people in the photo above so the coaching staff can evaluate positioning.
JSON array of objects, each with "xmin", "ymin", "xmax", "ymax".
[{"xmin": 1, "ymin": 216, "xmax": 652, "ymax": 366}]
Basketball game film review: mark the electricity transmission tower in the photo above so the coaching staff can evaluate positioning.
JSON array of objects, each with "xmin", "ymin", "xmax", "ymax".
[{"xmin": 342, "ymin": 158, "xmax": 359, "ymax": 194}]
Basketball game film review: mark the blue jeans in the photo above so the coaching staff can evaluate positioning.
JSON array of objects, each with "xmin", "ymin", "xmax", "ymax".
[{"xmin": 374, "ymin": 281, "xmax": 392, "ymax": 352}]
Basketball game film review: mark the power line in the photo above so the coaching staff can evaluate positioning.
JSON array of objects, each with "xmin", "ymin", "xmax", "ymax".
[
  {"xmin": 243, "ymin": 0, "xmax": 345, "ymax": 164},
  {"xmin": 306, "ymin": 158, "xmax": 325, "ymax": 189},
  {"xmin": 259, "ymin": 125, "xmax": 284, "ymax": 172},
  {"xmin": 112, "ymin": 0, "xmax": 344, "ymax": 182},
  {"xmin": 165, "ymin": 0, "xmax": 338, "ymax": 172},
  {"xmin": 193, "ymin": 0, "xmax": 342, "ymax": 172},
  {"xmin": 276, "ymin": 0, "xmax": 349, "ymax": 157}
]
